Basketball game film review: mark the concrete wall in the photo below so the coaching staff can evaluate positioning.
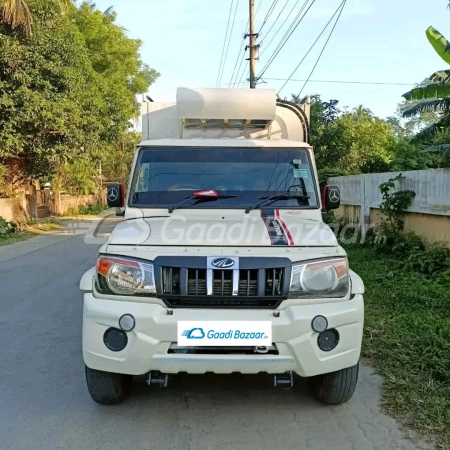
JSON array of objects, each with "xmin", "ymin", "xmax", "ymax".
[
  {"xmin": 329, "ymin": 169, "xmax": 450, "ymax": 246},
  {"xmin": 59, "ymin": 194, "xmax": 101, "ymax": 215},
  {"xmin": 1, "ymin": 191, "xmax": 106, "ymax": 222},
  {"xmin": 0, "ymin": 196, "xmax": 32, "ymax": 223}
]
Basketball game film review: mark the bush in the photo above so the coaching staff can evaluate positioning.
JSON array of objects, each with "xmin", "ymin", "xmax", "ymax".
[
  {"xmin": 0, "ymin": 217, "xmax": 18, "ymax": 236},
  {"xmin": 64, "ymin": 203, "xmax": 108, "ymax": 216}
]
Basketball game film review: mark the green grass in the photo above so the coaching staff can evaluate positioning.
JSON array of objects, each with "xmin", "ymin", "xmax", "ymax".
[
  {"xmin": 64, "ymin": 203, "xmax": 110, "ymax": 216},
  {"xmin": 345, "ymin": 243, "xmax": 450, "ymax": 449},
  {"xmin": 0, "ymin": 220, "xmax": 62, "ymax": 247},
  {"xmin": 0, "ymin": 232, "xmax": 37, "ymax": 246}
]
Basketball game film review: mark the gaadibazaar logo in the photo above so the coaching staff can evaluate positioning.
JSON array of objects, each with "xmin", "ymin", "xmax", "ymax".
[{"xmin": 182, "ymin": 327, "xmax": 269, "ymax": 340}]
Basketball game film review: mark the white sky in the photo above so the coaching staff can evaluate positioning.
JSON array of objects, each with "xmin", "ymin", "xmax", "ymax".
[{"xmin": 93, "ymin": 0, "xmax": 450, "ymax": 118}]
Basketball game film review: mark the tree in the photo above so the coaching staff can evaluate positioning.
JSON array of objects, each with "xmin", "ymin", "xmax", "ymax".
[
  {"xmin": 353, "ymin": 105, "xmax": 373, "ymax": 120},
  {"xmin": 402, "ymin": 27, "xmax": 450, "ymax": 138},
  {"xmin": 0, "ymin": 0, "xmax": 159, "ymax": 193},
  {"xmin": 0, "ymin": 0, "xmax": 109, "ymax": 185},
  {"xmin": 337, "ymin": 112, "xmax": 393, "ymax": 173},
  {"xmin": 72, "ymin": 3, "xmax": 159, "ymax": 140},
  {"xmin": 0, "ymin": 0, "xmax": 70, "ymax": 35}
]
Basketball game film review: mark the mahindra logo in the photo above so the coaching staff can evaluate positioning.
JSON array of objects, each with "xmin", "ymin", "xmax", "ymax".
[{"xmin": 211, "ymin": 258, "xmax": 235, "ymax": 269}]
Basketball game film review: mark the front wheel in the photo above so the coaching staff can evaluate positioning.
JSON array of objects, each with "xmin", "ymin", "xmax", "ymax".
[
  {"xmin": 308, "ymin": 362, "xmax": 359, "ymax": 405},
  {"xmin": 85, "ymin": 365, "xmax": 133, "ymax": 405}
]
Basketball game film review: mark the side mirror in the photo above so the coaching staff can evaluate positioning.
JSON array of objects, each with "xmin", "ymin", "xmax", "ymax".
[
  {"xmin": 107, "ymin": 183, "xmax": 125, "ymax": 208},
  {"xmin": 322, "ymin": 185, "xmax": 340, "ymax": 211}
]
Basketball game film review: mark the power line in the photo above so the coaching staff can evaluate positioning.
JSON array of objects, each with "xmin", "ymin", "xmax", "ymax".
[
  {"xmin": 216, "ymin": 1, "xmax": 235, "ymax": 87},
  {"xmin": 297, "ymin": 0, "xmax": 347, "ymax": 97},
  {"xmin": 258, "ymin": 0, "xmax": 317, "ymax": 79},
  {"xmin": 222, "ymin": 78, "xmax": 416, "ymax": 87},
  {"xmin": 278, "ymin": 0, "xmax": 345, "ymax": 95},
  {"xmin": 218, "ymin": 0, "xmax": 240, "ymax": 88},
  {"xmin": 259, "ymin": 0, "xmax": 279, "ymax": 34},
  {"xmin": 259, "ymin": 0, "xmax": 306, "ymax": 59},
  {"xmin": 259, "ymin": 0, "xmax": 292, "ymax": 46},
  {"xmin": 229, "ymin": 3, "xmax": 247, "ymax": 86}
]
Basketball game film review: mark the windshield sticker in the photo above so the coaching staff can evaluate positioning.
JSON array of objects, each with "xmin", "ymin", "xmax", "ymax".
[
  {"xmin": 293, "ymin": 159, "xmax": 302, "ymax": 166},
  {"xmin": 293, "ymin": 168, "xmax": 308, "ymax": 178}
]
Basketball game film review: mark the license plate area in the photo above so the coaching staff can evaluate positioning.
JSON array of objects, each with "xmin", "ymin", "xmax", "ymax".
[
  {"xmin": 168, "ymin": 343, "xmax": 279, "ymax": 355},
  {"xmin": 177, "ymin": 321, "xmax": 272, "ymax": 347}
]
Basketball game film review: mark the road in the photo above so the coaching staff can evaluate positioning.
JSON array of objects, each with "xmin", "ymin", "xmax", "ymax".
[{"xmin": 0, "ymin": 221, "xmax": 434, "ymax": 450}]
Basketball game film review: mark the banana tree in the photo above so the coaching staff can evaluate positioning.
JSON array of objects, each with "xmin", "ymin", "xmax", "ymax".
[
  {"xmin": 402, "ymin": 27, "xmax": 450, "ymax": 137},
  {"xmin": 0, "ymin": 0, "xmax": 71, "ymax": 36}
]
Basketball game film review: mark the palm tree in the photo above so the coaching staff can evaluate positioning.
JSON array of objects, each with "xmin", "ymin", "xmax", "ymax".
[
  {"xmin": 402, "ymin": 26, "xmax": 450, "ymax": 137},
  {"xmin": 353, "ymin": 105, "xmax": 372, "ymax": 119},
  {"xmin": 0, "ymin": 0, "xmax": 71, "ymax": 36}
]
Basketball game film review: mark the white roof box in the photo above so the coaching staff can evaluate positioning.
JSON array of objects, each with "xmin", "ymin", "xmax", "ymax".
[{"xmin": 176, "ymin": 87, "xmax": 276, "ymax": 129}]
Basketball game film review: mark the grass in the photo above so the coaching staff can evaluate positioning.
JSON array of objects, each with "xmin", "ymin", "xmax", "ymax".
[
  {"xmin": 345, "ymin": 243, "xmax": 450, "ymax": 449},
  {"xmin": 64, "ymin": 203, "xmax": 110, "ymax": 216},
  {"xmin": 0, "ymin": 220, "xmax": 62, "ymax": 247}
]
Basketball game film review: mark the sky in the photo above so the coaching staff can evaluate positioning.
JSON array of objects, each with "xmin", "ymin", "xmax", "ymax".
[{"xmin": 93, "ymin": 0, "xmax": 450, "ymax": 118}]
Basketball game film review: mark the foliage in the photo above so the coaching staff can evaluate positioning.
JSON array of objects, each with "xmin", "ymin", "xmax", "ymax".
[
  {"xmin": 55, "ymin": 158, "xmax": 98, "ymax": 195},
  {"xmin": 101, "ymin": 131, "xmax": 141, "ymax": 185},
  {"xmin": 0, "ymin": 0, "xmax": 109, "ymax": 182},
  {"xmin": 0, "ymin": 216, "xmax": 17, "ymax": 235},
  {"xmin": 72, "ymin": 3, "xmax": 159, "ymax": 140},
  {"xmin": 426, "ymin": 26, "xmax": 450, "ymax": 65},
  {"xmin": 0, "ymin": 163, "xmax": 16, "ymax": 197},
  {"xmin": 64, "ymin": 202, "xmax": 108, "ymax": 216},
  {"xmin": 0, "ymin": 0, "xmax": 159, "ymax": 192},
  {"xmin": 335, "ymin": 111, "xmax": 393, "ymax": 173},
  {"xmin": 402, "ymin": 25, "xmax": 450, "ymax": 139},
  {"xmin": 374, "ymin": 174, "xmax": 416, "ymax": 238},
  {"xmin": 298, "ymin": 95, "xmax": 395, "ymax": 175},
  {"xmin": 0, "ymin": 0, "xmax": 70, "ymax": 36},
  {"xmin": 344, "ymin": 243, "xmax": 450, "ymax": 447}
]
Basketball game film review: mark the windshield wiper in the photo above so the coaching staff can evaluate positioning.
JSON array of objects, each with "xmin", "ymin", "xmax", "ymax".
[
  {"xmin": 168, "ymin": 190, "xmax": 238, "ymax": 213},
  {"xmin": 245, "ymin": 193, "xmax": 310, "ymax": 214}
]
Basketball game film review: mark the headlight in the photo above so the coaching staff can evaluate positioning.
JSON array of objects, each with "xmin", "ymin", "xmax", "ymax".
[
  {"xmin": 290, "ymin": 258, "xmax": 349, "ymax": 298},
  {"xmin": 96, "ymin": 256, "xmax": 156, "ymax": 295}
]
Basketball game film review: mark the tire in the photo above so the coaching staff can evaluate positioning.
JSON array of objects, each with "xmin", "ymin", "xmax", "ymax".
[
  {"xmin": 85, "ymin": 365, "xmax": 133, "ymax": 405},
  {"xmin": 308, "ymin": 362, "xmax": 359, "ymax": 405}
]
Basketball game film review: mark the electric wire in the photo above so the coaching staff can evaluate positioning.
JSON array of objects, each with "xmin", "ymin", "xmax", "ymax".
[
  {"xmin": 216, "ymin": 1, "xmax": 235, "ymax": 87},
  {"xmin": 297, "ymin": 0, "xmax": 347, "ymax": 97},
  {"xmin": 258, "ymin": 0, "xmax": 317, "ymax": 79},
  {"xmin": 259, "ymin": 0, "xmax": 279, "ymax": 34},
  {"xmin": 259, "ymin": 0, "xmax": 292, "ymax": 47},
  {"xmin": 259, "ymin": 0, "xmax": 306, "ymax": 59},
  {"xmin": 221, "ymin": 78, "xmax": 415, "ymax": 87},
  {"xmin": 218, "ymin": 0, "xmax": 240, "ymax": 88},
  {"xmin": 278, "ymin": 0, "xmax": 345, "ymax": 95}
]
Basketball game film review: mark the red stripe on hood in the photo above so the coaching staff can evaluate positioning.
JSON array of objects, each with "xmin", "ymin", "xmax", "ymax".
[{"xmin": 275, "ymin": 209, "xmax": 294, "ymax": 246}]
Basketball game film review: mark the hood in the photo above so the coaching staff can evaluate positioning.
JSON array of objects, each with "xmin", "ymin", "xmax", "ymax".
[{"xmin": 108, "ymin": 209, "xmax": 338, "ymax": 247}]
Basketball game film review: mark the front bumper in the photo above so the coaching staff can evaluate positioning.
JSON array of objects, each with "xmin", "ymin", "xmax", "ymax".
[{"xmin": 83, "ymin": 294, "xmax": 364, "ymax": 377}]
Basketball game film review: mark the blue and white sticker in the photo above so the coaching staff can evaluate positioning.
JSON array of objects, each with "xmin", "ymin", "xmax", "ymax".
[
  {"xmin": 177, "ymin": 321, "xmax": 272, "ymax": 346},
  {"xmin": 293, "ymin": 168, "xmax": 308, "ymax": 178}
]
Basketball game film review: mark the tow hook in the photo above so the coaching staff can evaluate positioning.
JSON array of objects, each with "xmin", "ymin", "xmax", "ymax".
[
  {"xmin": 254, "ymin": 346, "xmax": 269, "ymax": 354},
  {"xmin": 273, "ymin": 371, "xmax": 294, "ymax": 389},
  {"xmin": 146, "ymin": 371, "xmax": 169, "ymax": 388}
]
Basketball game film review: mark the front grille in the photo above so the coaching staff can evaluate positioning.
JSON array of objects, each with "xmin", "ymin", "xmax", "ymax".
[
  {"xmin": 238, "ymin": 269, "xmax": 258, "ymax": 296},
  {"xmin": 161, "ymin": 266, "xmax": 286, "ymax": 309},
  {"xmin": 187, "ymin": 269, "xmax": 206, "ymax": 296}
]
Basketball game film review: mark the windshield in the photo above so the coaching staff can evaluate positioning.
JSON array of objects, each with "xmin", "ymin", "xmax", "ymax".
[{"xmin": 130, "ymin": 147, "xmax": 319, "ymax": 209}]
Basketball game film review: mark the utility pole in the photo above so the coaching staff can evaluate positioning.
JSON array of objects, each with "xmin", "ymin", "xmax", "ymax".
[{"xmin": 248, "ymin": 0, "xmax": 257, "ymax": 88}]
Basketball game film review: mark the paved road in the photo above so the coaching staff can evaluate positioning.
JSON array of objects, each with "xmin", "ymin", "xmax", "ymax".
[{"xmin": 0, "ymin": 222, "xmax": 435, "ymax": 450}]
